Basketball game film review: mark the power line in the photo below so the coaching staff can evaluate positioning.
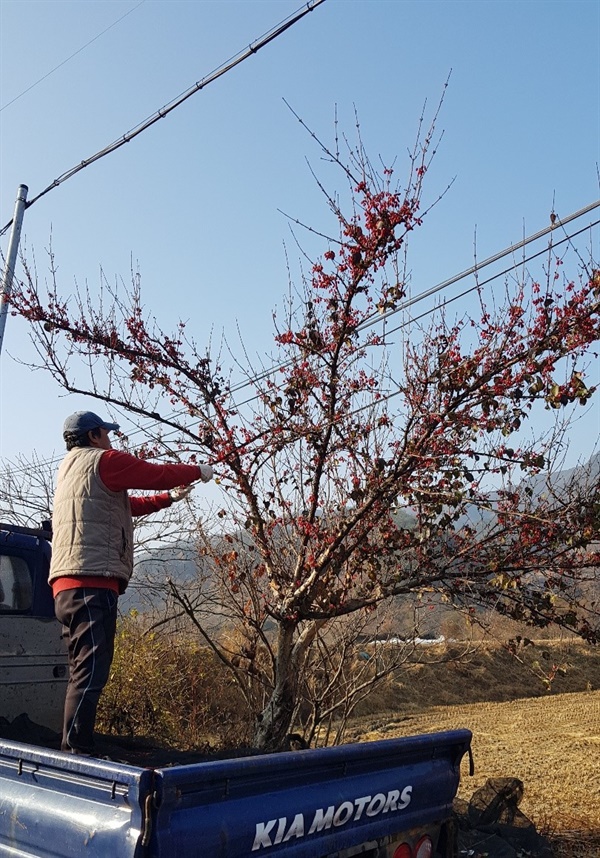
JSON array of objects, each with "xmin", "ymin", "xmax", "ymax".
[
  {"xmin": 0, "ymin": 0, "xmax": 326, "ymax": 238},
  {"xmin": 0, "ymin": 1, "xmax": 147, "ymax": 113},
  {"xmin": 226, "ymin": 201, "xmax": 600, "ymax": 398},
  {"xmin": 232, "ymin": 215, "xmax": 600, "ymax": 409},
  {"xmin": 364, "ymin": 200, "xmax": 600, "ymax": 331},
  {"xmin": 383, "ymin": 217, "xmax": 600, "ymax": 339},
  {"xmin": 2, "ymin": 208, "xmax": 597, "ymax": 480}
]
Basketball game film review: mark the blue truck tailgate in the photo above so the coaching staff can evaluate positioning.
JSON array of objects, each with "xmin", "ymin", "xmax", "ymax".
[{"xmin": 150, "ymin": 729, "xmax": 472, "ymax": 857}]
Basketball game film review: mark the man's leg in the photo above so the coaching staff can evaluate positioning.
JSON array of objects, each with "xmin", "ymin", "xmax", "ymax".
[{"xmin": 54, "ymin": 588, "xmax": 118, "ymax": 754}]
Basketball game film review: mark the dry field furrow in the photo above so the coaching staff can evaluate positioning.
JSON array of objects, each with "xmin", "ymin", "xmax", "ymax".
[{"xmin": 351, "ymin": 690, "xmax": 600, "ymax": 833}]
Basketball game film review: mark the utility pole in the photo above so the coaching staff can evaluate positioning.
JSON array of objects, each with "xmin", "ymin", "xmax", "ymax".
[{"xmin": 0, "ymin": 184, "xmax": 28, "ymax": 356}]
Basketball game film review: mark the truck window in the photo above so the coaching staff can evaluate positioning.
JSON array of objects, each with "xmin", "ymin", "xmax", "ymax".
[{"xmin": 0, "ymin": 554, "xmax": 33, "ymax": 611}]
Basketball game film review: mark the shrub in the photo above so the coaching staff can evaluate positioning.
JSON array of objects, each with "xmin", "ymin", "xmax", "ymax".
[{"xmin": 97, "ymin": 611, "xmax": 253, "ymax": 751}]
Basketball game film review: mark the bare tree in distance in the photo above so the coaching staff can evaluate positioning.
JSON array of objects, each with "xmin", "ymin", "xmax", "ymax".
[
  {"xmin": 8, "ymin": 98, "xmax": 600, "ymax": 751},
  {"xmin": 0, "ymin": 453, "xmax": 56, "ymax": 527}
]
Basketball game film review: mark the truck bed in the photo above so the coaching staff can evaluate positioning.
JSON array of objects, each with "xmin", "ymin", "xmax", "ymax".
[{"xmin": 0, "ymin": 728, "xmax": 471, "ymax": 857}]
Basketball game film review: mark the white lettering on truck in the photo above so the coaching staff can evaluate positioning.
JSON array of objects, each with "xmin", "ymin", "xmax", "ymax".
[
  {"xmin": 283, "ymin": 814, "xmax": 305, "ymax": 842},
  {"xmin": 251, "ymin": 785, "xmax": 413, "ymax": 851}
]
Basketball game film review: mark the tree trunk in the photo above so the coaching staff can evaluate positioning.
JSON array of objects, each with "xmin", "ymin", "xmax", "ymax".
[{"xmin": 252, "ymin": 621, "xmax": 298, "ymax": 752}]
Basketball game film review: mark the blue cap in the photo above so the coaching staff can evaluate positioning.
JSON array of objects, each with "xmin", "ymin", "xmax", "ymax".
[{"xmin": 63, "ymin": 411, "xmax": 120, "ymax": 435}]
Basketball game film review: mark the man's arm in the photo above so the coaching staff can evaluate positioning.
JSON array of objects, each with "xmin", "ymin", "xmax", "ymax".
[
  {"xmin": 129, "ymin": 493, "xmax": 172, "ymax": 517},
  {"xmin": 98, "ymin": 449, "xmax": 211, "ymax": 493}
]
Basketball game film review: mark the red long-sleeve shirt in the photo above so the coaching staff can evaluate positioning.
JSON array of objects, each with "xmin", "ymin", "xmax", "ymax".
[
  {"xmin": 52, "ymin": 451, "xmax": 204, "ymax": 596},
  {"xmin": 99, "ymin": 450, "xmax": 203, "ymax": 513}
]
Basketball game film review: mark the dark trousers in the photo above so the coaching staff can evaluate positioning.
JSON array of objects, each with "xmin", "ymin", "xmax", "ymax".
[{"xmin": 54, "ymin": 588, "xmax": 118, "ymax": 754}]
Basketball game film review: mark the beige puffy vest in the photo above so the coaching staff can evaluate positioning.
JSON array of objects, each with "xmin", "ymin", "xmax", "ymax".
[{"xmin": 49, "ymin": 447, "xmax": 133, "ymax": 590}]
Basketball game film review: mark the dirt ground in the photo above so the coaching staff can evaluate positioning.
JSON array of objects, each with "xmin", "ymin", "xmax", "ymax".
[{"xmin": 347, "ymin": 689, "xmax": 600, "ymax": 857}]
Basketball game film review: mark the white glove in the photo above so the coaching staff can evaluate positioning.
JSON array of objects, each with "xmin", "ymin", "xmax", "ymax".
[
  {"xmin": 198, "ymin": 464, "xmax": 214, "ymax": 483},
  {"xmin": 169, "ymin": 485, "xmax": 194, "ymax": 503}
]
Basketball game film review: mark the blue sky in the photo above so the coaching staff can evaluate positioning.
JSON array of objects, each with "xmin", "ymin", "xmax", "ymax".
[{"xmin": 0, "ymin": 0, "xmax": 599, "ymax": 473}]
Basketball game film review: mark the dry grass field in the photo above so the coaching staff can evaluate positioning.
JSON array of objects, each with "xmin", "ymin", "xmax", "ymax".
[{"xmin": 345, "ymin": 640, "xmax": 600, "ymax": 857}]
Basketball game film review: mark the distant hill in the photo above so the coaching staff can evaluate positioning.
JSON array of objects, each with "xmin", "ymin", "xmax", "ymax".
[{"xmin": 124, "ymin": 542, "xmax": 210, "ymax": 612}]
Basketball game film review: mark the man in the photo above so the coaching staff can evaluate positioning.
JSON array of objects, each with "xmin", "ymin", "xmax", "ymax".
[{"xmin": 50, "ymin": 409, "xmax": 213, "ymax": 755}]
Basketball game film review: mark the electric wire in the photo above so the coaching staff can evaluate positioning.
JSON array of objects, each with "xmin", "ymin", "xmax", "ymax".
[
  {"xmin": 2, "ymin": 209, "xmax": 597, "ymax": 481},
  {"xmin": 0, "ymin": 0, "xmax": 326, "ymax": 238},
  {"xmin": 363, "ymin": 200, "xmax": 600, "ymax": 331},
  {"xmin": 227, "ymin": 201, "xmax": 600, "ymax": 398},
  {"xmin": 0, "ymin": 1, "xmax": 147, "ymax": 113},
  {"xmin": 383, "ymin": 217, "xmax": 600, "ymax": 339},
  {"xmin": 232, "ymin": 215, "xmax": 600, "ymax": 409}
]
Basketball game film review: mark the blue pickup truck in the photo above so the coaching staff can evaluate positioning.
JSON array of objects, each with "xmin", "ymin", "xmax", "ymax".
[{"xmin": 0, "ymin": 522, "xmax": 472, "ymax": 858}]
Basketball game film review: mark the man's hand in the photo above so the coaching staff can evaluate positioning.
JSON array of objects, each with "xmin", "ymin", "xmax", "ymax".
[
  {"xmin": 169, "ymin": 485, "xmax": 194, "ymax": 503},
  {"xmin": 169, "ymin": 466, "xmax": 213, "ymax": 501},
  {"xmin": 198, "ymin": 464, "xmax": 214, "ymax": 483}
]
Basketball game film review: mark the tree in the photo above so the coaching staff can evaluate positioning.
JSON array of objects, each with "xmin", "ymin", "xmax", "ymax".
[
  {"xmin": 9, "ymin": 105, "xmax": 600, "ymax": 751},
  {"xmin": 0, "ymin": 452, "xmax": 56, "ymax": 527}
]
